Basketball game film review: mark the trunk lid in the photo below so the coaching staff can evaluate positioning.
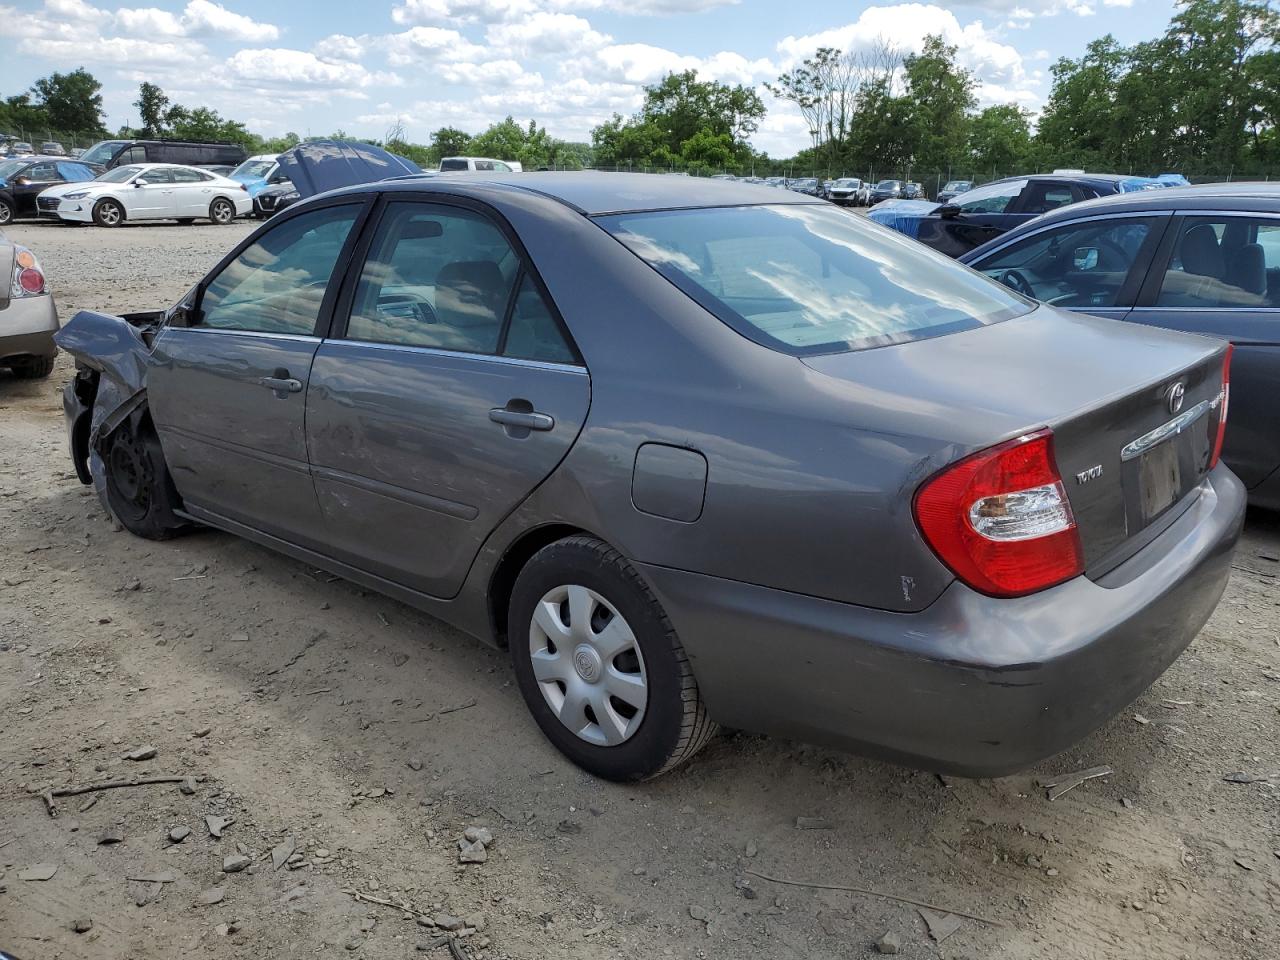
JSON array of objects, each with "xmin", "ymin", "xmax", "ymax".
[{"xmin": 801, "ymin": 306, "xmax": 1227, "ymax": 575}]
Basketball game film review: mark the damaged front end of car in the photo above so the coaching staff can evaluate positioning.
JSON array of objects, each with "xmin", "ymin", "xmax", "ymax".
[{"xmin": 53, "ymin": 308, "xmax": 167, "ymax": 508}]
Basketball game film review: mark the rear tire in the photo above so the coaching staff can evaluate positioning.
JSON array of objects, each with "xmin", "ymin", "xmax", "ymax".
[
  {"xmin": 10, "ymin": 355, "xmax": 54, "ymax": 379},
  {"xmin": 92, "ymin": 198, "xmax": 123, "ymax": 227},
  {"xmin": 508, "ymin": 535, "xmax": 717, "ymax": 781},
  {"xmin": 209, "ymin": 198, "xmax": 235, "ymax": 224},
  {"xmin": 102, "ymin": 415, "xmax": 186, "ymax": 540}
]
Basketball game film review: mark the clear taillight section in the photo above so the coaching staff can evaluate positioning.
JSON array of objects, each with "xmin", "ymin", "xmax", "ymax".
[
  {"xmin": 1209, "ymin": 344, "xmax": 1233, "ymax": 470},
  {"xmin": 914, "ymin": 428, "xmax": 1085, "ymax": 598},
  {"xmin": 10, "ymin": 245, "xmax": 45, "ymax": 298}
]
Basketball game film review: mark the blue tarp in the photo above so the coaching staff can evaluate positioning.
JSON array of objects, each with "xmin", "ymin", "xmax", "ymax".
[
  {"xmin": 276, "ymin": 140, "xmax": 422, "ymax": 200},
  {"xmin": 864, "ymin": 199, "xmax": 941, "ymax": 239}
]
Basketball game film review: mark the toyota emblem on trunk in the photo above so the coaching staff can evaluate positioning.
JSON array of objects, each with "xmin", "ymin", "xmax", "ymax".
[{"xmin": 1167, "ymin": 381, "xmax": 1185, "ymax": 415}]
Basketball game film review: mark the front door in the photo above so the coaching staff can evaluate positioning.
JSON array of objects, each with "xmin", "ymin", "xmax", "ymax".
[
  {"xmin": 122, "ymin": 167, "xmax": 174, "ymax": 219},
  {"xmin": 13, "ymin": 161, "xmax": 61, "ymax": 216},
  {"xmin": 305, "ymin": 198, "xmax": 590, "ymax": 597},
  {"xmin": 146, "ymin": 200, "xmax": 368, "ymax": 547}
]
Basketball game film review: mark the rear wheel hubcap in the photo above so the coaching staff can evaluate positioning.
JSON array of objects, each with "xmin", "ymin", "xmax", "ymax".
[{"xmin": 529, "ymin": 584, "xmax": 648, "ymax": 747}]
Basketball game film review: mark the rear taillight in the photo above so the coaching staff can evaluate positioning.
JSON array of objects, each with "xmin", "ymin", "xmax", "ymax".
[
  {"xmin": 10, "ymin": 246, "xmax": 45, "ymax": 298},
  {"xmin": 1209, "ymin": 344, "xmax": 1233, "ymax": 470},
  {"xmin": 914, "ymin": 428, "xmax": 1084, "ymax": 598}
]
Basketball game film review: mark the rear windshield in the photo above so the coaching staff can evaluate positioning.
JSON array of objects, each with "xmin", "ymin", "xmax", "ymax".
[
  {"xmin": 598, "ymin": 203, "xmax": 1031, "ymax": 355},
  {"xmin": 439, "ymin": 158, "xmax": 469, "ymax": 171}
]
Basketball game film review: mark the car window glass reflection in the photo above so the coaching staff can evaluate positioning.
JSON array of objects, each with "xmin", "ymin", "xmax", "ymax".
[
  {"xmin": 199, "ymin": 206, "xmax": 359, "ymax": 335},
  {"xmin": 601, "ymin": 203, "xmax": 1031, "ymax": 354},
  {"xmin": 346, "ymin": 202, "xmax": 519, "ymax": 354},
  {"xmin": 1157, "ymin": 217, "xmax": 1279, "ymax": 308},
  {"xmin": 956, "ymin": 179, "xmax": 1028, "ymax": 214},
  {"xmin": 502, "ymin": 274, "xmax": 576, "ymax": 364}
]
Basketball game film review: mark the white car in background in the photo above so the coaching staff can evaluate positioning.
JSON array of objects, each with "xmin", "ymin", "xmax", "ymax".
[{"xmin": 37, "ymin": 163, "xmax": 252, "ymax": 227}]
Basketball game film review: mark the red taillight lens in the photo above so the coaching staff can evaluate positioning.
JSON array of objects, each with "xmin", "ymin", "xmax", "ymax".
[
  {"xmin": 1209, "ymin": 344, "xmax": 1232, "ymax": 470},
  {"xmin": 18, "ymin": 267, "xmax": 44, "ymax": 294},
  {"xmin": 914, "ymin": 429, "xmax": 1084, "ymax": 598}
]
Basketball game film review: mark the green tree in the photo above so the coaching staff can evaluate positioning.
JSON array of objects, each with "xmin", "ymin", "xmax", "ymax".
[
  {"xmin": 430, "ymin": 126, "xmax": 473, "ymax": 159},
  {"xmin": 1036, "ymin": 37, "xmax": 1129, "ymax": 170},
  {"xmin": 30, "ymin": 68, "xmax": 105, "ymax": 134},
  {"xmin": 968, "ymin": 104, "xmax": 1033, "ymax": 174},
  {"xmin": 901, "ymin": 35, "xmax": 976, "ymax": 173},
  {"xmin": 134, "ymin": 82, "xmax": 170, "ymax": 138}
]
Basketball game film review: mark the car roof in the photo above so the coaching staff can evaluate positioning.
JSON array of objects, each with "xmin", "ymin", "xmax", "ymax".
[
  {"xmin": 1020, "ymin": 180, "xmax": 1280, "ymax": 226},
  {"xmin": 341, "ymin": 171, "xmax": 824, "ymax": 216}
]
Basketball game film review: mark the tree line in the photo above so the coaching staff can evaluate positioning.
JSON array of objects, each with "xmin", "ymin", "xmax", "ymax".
[{"xmin": 3, "ymin": 0, "xmax": 1277, "ymax": 178}]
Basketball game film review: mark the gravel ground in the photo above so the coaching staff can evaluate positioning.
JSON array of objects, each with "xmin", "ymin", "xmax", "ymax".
[{"xmin": 1, "ymin": 219, "xmax": 1278, "ymax": 960}]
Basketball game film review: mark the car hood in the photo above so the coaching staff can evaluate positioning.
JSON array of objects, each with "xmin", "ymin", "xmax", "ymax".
[
  {"xmin": 276, "ymin": 140, "xmax": 422, "ymax": 200},
  {"xmin": 39, "ymin": 181, "xmax": 113, "ymax": 199},
  {"xmin": 864, "ymin": 199, "xmax": 942, "ymax": 238}
]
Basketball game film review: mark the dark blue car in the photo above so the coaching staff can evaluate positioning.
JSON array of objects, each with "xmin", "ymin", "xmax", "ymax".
[
  {"xmin": 961, "ymin": 181, "xmax": 1280, "ymax": 509},
  {"xmin": 0, "ymin": 156, "xmax": 97, "ymax": 224},
  {"xmin": 868, "ymin": 173, "xmax": 1167, "ymax": 257}
]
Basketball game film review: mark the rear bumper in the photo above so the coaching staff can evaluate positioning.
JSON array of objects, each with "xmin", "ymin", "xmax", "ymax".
[
  {"xmin": 0, "ymin": 294, "xmax": 59, "ymax": 361},
  {"xmin": 639, "ymin": 465, "xmax": 1245, "ymax": 776}
]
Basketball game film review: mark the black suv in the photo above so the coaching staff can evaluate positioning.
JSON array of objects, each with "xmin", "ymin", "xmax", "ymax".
[{"xmin": 77, "ymin": 138, "xmax": 247, "ymax": 171}]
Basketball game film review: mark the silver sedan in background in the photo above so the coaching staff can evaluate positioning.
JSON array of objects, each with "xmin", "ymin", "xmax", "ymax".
[{"xmin": 1, "ymin": 230, "xmax": 57, "ymax": 378}]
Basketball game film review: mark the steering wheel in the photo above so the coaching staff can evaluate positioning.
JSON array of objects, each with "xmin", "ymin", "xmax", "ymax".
[{"xmin": 998, "ymin": 269, "xmax": 1035, "ymax": 298}]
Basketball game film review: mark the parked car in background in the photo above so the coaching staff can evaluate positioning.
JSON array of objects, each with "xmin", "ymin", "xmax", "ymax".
[
  {"xmin": 869, "ymin": 179, "xmax": 905, "ymax": 204},
  {"xmin": 0, "ymin": 228, "xmax": 58, "ymax": 378},
  {"xmin": 439, "ymin": 156, "xmax": 522, "ymax": 173},
  {"xmin": 826, "ymin": 178, "xmax": 867, "ymax": 206},
  {"xmin": 228, "ymin": 154, "xmax": 283, "ymax": 215},
  {"xmin": 38, "ymin": 163, "xmax": 251, "ymax": 227},
  {"xmin": 77, "ymin": 139, "xmax": 248, "ymax": 172},
  {"xmin": 867, "ymin": 173, "xmax": 1173, "ymax": 257},
  {"xmin": 961, "ymin": 181, "xmax": 1280, "ymax": 509},
  {"xmin": 253, "ymin": 179, "xmax": 300, "ymax": 217},
  {"xmin": 40, "ymin": 141, "xmax": 66, "ymax": 156},
  {"xmin": 788, "ymin": 177, "xmax": 823, "ymax": 196},
  {"xmin": 55, "ymin": 172, "xmax": 1242, "ymax": 782},
  {"xmin": 68, "ymin": 147, "xmax": 84, "ymax": 159},
  {"xmin": 1157, "ymin": 173, "xmax": 1192, "ymax": 187},
  {"xmin": 0, "ymin": 156, "xmax": 98, "ymax": 224},
  {"xmin": 764, "ymin": 177, "xmax": 788, "ymax": 188},
  {"xmin": 937, "ymin": 180, "xmax": 973, "ymax": 203},
  {"xmin": 11, "ymin": 142, "xmax": 34, "ymax": 156},
  {"xmin": 904, "ymin": 182, "xmax": 926, "ymax": 200}
]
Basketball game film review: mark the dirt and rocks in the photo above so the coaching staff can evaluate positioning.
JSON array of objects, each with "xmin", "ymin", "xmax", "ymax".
[{"xmin": 1, "ymin": 219, "xmax": 1278, "ymax": 959}]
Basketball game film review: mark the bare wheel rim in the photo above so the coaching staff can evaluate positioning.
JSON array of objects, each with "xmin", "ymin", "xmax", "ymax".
[
  {"xmin": 212, "ymin": 200, "xmax": 232, "ymax": 223},
  {"xmin": 528, "ymin": 584, "xmax": 648, "ymax": 746},
  {"xmin": 98, "ymin": 201, "xmax": 120, "ymax": 225},
  {"xmin": 0, "ymin": 202, "xmax": 11, "ymax": 224}
]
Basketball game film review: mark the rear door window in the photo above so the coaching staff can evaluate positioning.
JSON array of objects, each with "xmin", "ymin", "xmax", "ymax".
[
  {"xmin": 1156, "ymin": 217, "xmax": 1280, "ymax": 307},
  {"xmin": 1019, "ymin": 181, "xmax": 1084, "ymax": 215},
  {"xmin": 600, "ymin": 203, "xmax": 1031, "ymax": 354},
  {"xmin": 955, "ymin": 179, "xmax": 1028, "ymax": 214},
  {"xmin": 345, "ymin": 201, "xmax": 520, "ymax": 353}
]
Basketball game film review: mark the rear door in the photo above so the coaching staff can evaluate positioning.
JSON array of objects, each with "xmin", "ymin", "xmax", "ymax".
[
  {"xmin": 305, "ymin": 196, "xmax": 590, "ymax": 598},
  {"xmin": 1129, "ymin": 211, "xmax": 1280, "ymax": 489},
  {"xmin": 170, "ymin": 166, "xmax": 215, "ymax": 216},
  {"xmin": 147, "ymin": 199, "xmax": 369, "ymax": 548}
]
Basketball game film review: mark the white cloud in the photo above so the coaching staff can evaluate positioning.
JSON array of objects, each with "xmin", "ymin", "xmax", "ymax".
[
  {"xmin": 385, "ymin": 26, "xmax": 490, "ymax": 65},
  {"xmin": 115, "ymin": 1, "xmax": 279, "ymax": 42},
  {"xmin": 550, "ymin": 0, "xmax": 738, "ymax": 12},
  {"xmin": 392, "ymin": 0, "xmax": 536, "ymax": 25},
  {"xmin": 566, "ymin": 42, "xmax": 772, "ymax": 86},
  {"xmin": 226, "ymin": 48, "xmax": 400, "ymax": 89},
  {"xmin": 486, "ymin": 12, "xmax": 609, "ymax": 57},
  {"xmin": 19, "ymin": 34, "xmax": 202, "ymax": 66},
  {"xmin": 313, "ymin": 33, "xmax": 369, "ymax": 62}
]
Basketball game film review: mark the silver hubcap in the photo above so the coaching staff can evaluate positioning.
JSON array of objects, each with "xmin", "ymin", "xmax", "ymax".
[
  {"xmin": 213, "ymin": 202, "xmax": 230, "ymax": 222},
  {"xmin": 529, "ymin": 584, "xmax": 647, "ymax": 746},
  {"xmin": 100, "ymin": 203, "xmax": 119, "ymax": 224}
]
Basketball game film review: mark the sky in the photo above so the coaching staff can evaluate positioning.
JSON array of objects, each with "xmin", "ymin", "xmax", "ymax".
[{"xmin": 2, "ymin": 0, "xmax": 1180, "ymax": 156}]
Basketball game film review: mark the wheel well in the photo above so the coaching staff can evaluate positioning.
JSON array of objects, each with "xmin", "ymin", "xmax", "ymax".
[{"xmin": 488, "ymin": 523, "xmax": 591, "ymax": 647}]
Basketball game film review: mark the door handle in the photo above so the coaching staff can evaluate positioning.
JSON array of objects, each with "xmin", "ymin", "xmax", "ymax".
[
  {"xmin": 489, "ymin": 408, "xmax": 554, "ymax": 431},
  {"xmin": 261, "ymin": 369, "xmax": 303, "ymax": 397}
]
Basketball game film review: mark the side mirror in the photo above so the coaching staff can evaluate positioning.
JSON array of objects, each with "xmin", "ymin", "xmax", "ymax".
[
  {"xmin": 938, "ymin": 204, "xmax": 961, "ymax": 219},
  {"xmin": 134, "ymin": 181, "xmax": 145, "ymax": 188},
  {"xmin": 168, "ymin": 301, "xmax": 201, "ymax": 327},
  {"xmin": 1073, "ymin": 246, "xmax": 1100, "ymax": 270}
]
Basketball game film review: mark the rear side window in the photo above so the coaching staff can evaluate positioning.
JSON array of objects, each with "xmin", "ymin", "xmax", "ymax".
[
  {"xmin": 1156, "ymin": 217, "xmax": 1280, "ymax": 308},
  {"xmin": 346, "ymin": 201, "xmax": 519, "ymax": 353},
  {"xmin": 171, "ymin": 167, "xmax": 210, "ymax": 183},
  {"xmin": 1020, "ymin": 182, "xmax": 1083, "ymax": 214},
  {"xmin": 199, "ymin": 205, "xmax": 359, "ymax": 334},
  {"xmin": 599, "ymin": 203, "xmax": 1031, "ymax": 354},
  {"xmin": 503, "ymin": 274, "xmax": 576, "ymax": 363}
]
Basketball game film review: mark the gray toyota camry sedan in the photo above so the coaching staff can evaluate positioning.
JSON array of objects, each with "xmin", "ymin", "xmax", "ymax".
[{"xmin": 55, "ymin": 173, "xmax": 1244, "ymax": 781}]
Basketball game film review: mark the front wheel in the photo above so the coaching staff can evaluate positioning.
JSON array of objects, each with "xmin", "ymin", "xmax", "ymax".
[
  {"xmin": 209, "ymin": 198, "xmax": 235, "ymax": 224},
  {"xmin": 92, "ymin": 198, "xmax": 123, "ymax": 227},
  {"xmin": 102, "ymin": 416, "xmax": 187, "ymax": 540},
  {"xmin": 509, "ymin": 536, "xmax": 717, "ymax": 781},
  {"xmin": 0, "ymin": 198, "xmax": 12, "ymax": 225}
]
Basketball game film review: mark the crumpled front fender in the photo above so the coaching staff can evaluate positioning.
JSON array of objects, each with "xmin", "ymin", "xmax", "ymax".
[{"xmin": 53, "ymin": 310, "xmax": 155, "ymax": 504}]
